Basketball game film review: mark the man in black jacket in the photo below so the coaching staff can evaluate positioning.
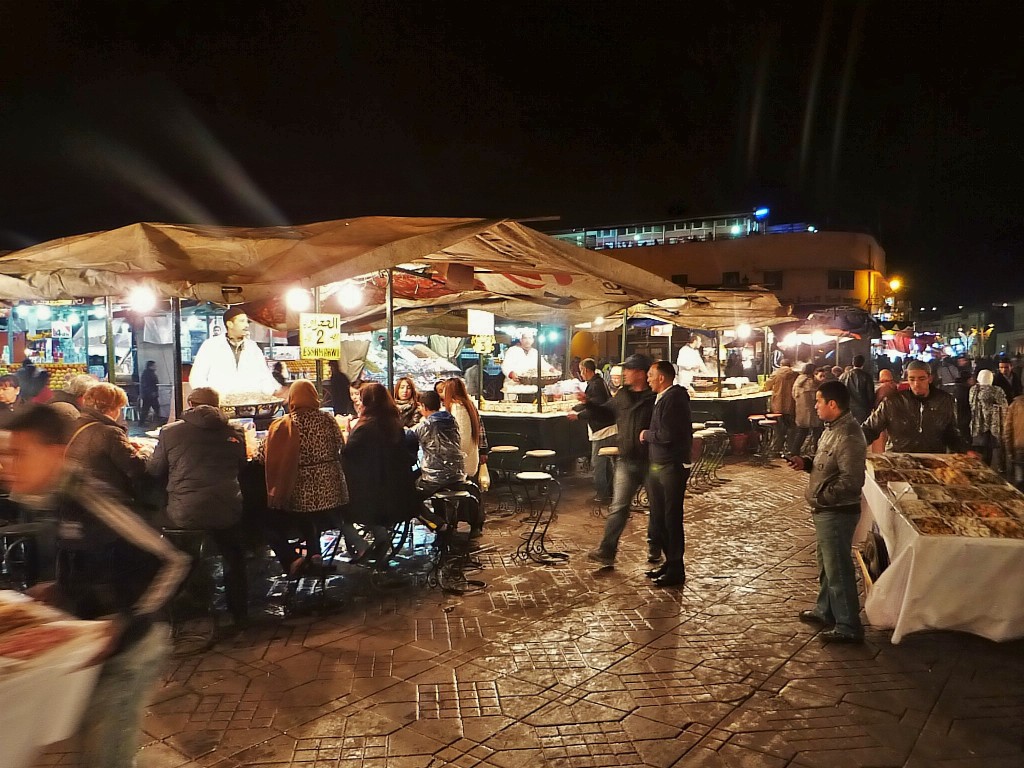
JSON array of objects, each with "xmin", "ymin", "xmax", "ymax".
[
  {"xmin": 569, "ymin": 357, "xmax": 617, "ymax": 503},
  {"xmin": 584, "ymin": 355, "xmax": 656, "ymax": 568},
  {"xmin": 147, "ymin": 386, "xmax": 249, "ymax": 625},
  {"xmin": 639, "ymin": 360, "xmax": 693, "ymax": 586}
]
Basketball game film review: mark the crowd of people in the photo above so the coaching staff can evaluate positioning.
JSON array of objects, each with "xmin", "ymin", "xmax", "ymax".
[{"xmin": 0, "ymin": 365, "xmax": 490, "ymax": 768}]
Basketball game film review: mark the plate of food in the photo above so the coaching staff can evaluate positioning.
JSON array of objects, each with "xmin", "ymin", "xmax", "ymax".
[
  {"xmin": 981, "ymin": 518, "xmax": 1024, "ymax": 539},
  {"xmin": 910, "ymin": 516, "xmax": 958, "ymax": 536},
  {"xmin": 911, "ymin": 485, "xmax": 953, "ymax": 502},
  {"xmin": 932, "ymin": 467, "xmax": 972, "ymax": 486},
  {"xmin": 948, "ymin": 517, "xmax": 995, "ymax": 537}
]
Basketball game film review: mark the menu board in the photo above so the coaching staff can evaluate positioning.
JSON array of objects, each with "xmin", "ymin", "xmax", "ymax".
[{"xmin": 867, "ymin": 454, "xmax": 1024, "ymax": 538}]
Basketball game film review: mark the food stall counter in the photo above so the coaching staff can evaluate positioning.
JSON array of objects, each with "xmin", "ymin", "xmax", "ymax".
[{"xmin": 861, "ymin": 453, "xmax": 1024, "ymax": 644}]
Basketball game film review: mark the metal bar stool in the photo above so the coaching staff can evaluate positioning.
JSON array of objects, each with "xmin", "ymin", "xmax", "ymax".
[
  {"xmin": 688, "ymin": 430, "xmax": 708, "ymax": 492},
  {"xmin": 704, "ymin": 427, "xmax": 730, "ymax": 484},
  {"xmin": 511, "ymin": 470, "xmax": 567, "ymax": 565},
  {"xmin": 747, "ymin": 415, "xmax": 768, "ymax": 464},
  {"xmin": 765, "ymin": 412, "xmax": 784, "ymax": 457},
  {"xmin": 518, "ymin": 449, "xmax": 558, "ymax": 518},
  {"xmin": 424, "ymin": 488, "xmax": 486, "ymax": 594},
  {"xmin": 487, "ymin": 445, "xmax": 521, "ymax": 518},
  {"xmin": 592, "ymin": 446, "xmax": 619, "ymax": 517}
]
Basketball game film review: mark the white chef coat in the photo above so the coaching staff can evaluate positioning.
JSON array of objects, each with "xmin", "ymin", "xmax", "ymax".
[
  {"xmin": 189, "ymin": 335, "xmax": 279, "ymax": 396},
  {"xmin": 500, "ymin": 345, "xmax": 540, "ymax": 381},
  {"xmin": 675, "ymin": 345, "xmax": 709, "ymax": 388}
]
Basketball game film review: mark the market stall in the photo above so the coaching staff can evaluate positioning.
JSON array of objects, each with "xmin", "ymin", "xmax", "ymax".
[{"xmin": 861, "ymin": 453, "xmax": 1024, "ymax": 644}]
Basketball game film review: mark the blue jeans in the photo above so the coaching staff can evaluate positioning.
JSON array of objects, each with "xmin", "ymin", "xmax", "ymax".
[
  {"xmin": 598, "ymin": 458, "xmax": 648, "ymax": 557},
  {"xmin": 591, "ymin": 436, "xmax": 617, "ymax": 501},
  {"xmin": 812, "ymin": 509, "xmax": 863, "ymax": 637},
  {"xmin": 647, "ymin": 463, "xmax": 689, "ymax": 574},
  {"xmin": 80, "ymin": 622, "xmax": 171, "ymax": 768}
]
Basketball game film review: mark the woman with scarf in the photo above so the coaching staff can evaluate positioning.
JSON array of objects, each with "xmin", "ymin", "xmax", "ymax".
[
  {"xmin": 260, "ymin": 380, "xmax": 348, "ymax": 576},
  {"xmin": 393, "ymin": 376, "xmax": 422, "ymax": 428},
  {"xmin": 970, "ymin": 368, "xmax": 1008, "ymax": 469}
]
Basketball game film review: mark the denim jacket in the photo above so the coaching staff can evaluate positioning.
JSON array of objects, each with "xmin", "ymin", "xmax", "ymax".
[{"xmin": 802, "ymin": 410, "xmax": 866, "ymax": 511}]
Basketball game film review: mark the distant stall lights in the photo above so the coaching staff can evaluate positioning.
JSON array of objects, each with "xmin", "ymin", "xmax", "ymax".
[
  {"xmin": 35, "ymin": 305, "xmax": 52, "ymax": 320},
  {"xmin": 736, "ymin": 323, "xmax": 752, "ymax": 339}
]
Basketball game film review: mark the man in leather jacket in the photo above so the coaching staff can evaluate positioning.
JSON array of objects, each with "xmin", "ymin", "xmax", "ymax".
[{"xmin": 861, "ymin": 360, "xmax": 968, "ymax": 453}]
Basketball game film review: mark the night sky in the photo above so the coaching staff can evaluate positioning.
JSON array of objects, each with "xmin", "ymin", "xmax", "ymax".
[{"xmin": 1, "ymin": 1, "xmax": 1021, "ymax": 305}]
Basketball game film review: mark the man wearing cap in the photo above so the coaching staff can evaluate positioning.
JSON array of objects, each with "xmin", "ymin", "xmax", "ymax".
[
  {"xmin": 583, "ymin": 354, "xmax": 657, "ymax": 569},
  {"xmin": 189, "ymin": 307, "xmax": 280, "ymax": 397}
]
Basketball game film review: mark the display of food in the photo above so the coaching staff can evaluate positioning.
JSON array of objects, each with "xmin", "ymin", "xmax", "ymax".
[
  {"xmin": 0, "ymin": 362, "xmax": 88, "ymax": 391},
  {"xmin": 868, "ymin": 453, "xmax": 1024, "ymax": 539},
  {"xmin": 0, "ymin": 592, "xmax": 103, "ymax": 673},
  {"xmin": 219, "ymin": 391, "xmax": 283, "ymax": 407}
]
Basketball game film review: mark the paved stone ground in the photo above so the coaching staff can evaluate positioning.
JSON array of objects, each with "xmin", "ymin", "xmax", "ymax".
[{"xmin": 35, "ymin": 459, "xmax": 1024, "ymax": 767}]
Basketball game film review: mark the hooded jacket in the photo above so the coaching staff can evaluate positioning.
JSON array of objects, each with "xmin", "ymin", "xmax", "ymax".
[
  {"xmin": 764, "ymin": 365, "xmax": 798, "ymax": 415},
  {"xmin": 412, "ymin": 410, "xmax": 466, "ymax": 485},
  {"xmin": 801, "ymin": 410, "xmax": 866, "ymax": 511},
  {"xmin": 861, "ymin": 386, "xmax": 968, "ymax": 453},
  {"xmin": 147, "ymin": 405, "xmax": 247, "ymax": 529}
]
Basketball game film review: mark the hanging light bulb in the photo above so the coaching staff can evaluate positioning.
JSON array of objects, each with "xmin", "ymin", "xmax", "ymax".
[
  {"xmin": 736, "ymin": 323, "xmax": 752, "ymax": 339},
  {"xmin": 128, "ymin": 286, "xmax": 157, "ymax": 313},
  {"xmin": 67, "ymin": 312, "xmax": 81, "ymax": 325},
  {"xmin": 285, "ymin": 287, "xmax": 312, "ymax": 312},
  {"xmin": 336, "ymin": 282, "xmax": 363, "ymax": 310},
  {"xmin": 36, "ymin": 305, "xmax": 52, "ymax": 320}
]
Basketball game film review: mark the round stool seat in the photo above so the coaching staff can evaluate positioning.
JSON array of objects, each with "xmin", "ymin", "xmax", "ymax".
[
  {"xmin": 691, "ymin": 422, "xmax": 706, "ymax": 431},
  {"xmin": 748, "ymin": 414, "xmax": 765, "ymax": 420},
  {"xmin": 705, "ymin": 420, "xmax": 725, "ymax": 428},
  {"xmin": 707, "ymin": 427, "xmax": 727, "ymax": 435},
  {"xmin": 693, "ymin": 430, "xmax": 712, "ymax": 438},
  {"xmin": 766, "ymin": 412, "xmax": 782, "ymax": 419},
  {"xmin": 431, "ymin": 489, "xmax": 475, "ymax": 500},
  {"xmin": 523, "ymin": 449, "xmax": 556, "ymax": 458},
  {"xmin": 516, "ymin": 471, "xmax": 553, "ymax": 482},
  {"xmin": 597, "ymin": 446, "xmax": 620, "ymax": 457},
  {"xmin": 759, "ymin": 420, "xmax": 777, "ymax": 426},
  {"xmin": 490, "ymin": 445, "xmax": 520, "ymax": 454}
]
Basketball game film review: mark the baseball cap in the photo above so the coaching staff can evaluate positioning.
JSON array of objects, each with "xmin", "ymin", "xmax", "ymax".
[{"xmin": 621, "ymin": 354, "xmax": 652, "ymax": 371}]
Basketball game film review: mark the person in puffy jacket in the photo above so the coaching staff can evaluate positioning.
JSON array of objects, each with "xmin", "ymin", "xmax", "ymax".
[
  {"xmin": 412, "ymin": 390, "xmax": 465, "ymax": 489},
  {"xmin": 147, "ymin": 386, "xmax": 249, "ymax": 624},
  {"xmin": 861, "ymin": 360, "xmax": 968, "ymax": 453}
]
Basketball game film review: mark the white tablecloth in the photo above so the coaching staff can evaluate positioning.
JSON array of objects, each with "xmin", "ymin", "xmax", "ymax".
[
  {"xmin": 0, "ymin": 592, "xmax": 106, "ymax": 768},
  {"xmin": 861, "ymin": 474, "xmax": 1024, "ymax": 644}
]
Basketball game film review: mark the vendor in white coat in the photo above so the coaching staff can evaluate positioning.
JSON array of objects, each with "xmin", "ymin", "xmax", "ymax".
[
  {"xmin": 675, "ymin": 334, "xmax": 710, "ymax": 388},
  {"xmin": 189, "ymin": 307, "xmax": 281, "ymax": 397},
  {"xmin": 500, "ymin": 329, "xmax": 540, "ymax": 385}
]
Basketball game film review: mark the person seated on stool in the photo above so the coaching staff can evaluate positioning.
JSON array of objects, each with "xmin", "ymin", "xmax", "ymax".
[
  {"xmin": 411, "ymin": 390, "xmax": 470, "ymax": 532},
  {"xmin": 147, "ymin": 386, "xmax": 250, "ymax": 627}
]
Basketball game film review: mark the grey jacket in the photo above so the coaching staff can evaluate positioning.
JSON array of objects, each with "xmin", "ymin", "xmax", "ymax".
[
  {"xmin": 147, "ymin": 405, "xmax": 247, "ymax": 529},
  {"xmin": 801, "ymin": 410, "xmax": 866, "ymax": 511}
]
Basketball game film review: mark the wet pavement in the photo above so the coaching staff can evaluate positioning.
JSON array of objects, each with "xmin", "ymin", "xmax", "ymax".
[{"xmin": 35, "ymin": 459, "xmax": 1024, "ymax": 767}]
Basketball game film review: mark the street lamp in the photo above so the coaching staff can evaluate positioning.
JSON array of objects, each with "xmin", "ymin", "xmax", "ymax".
[{"xmin": 888, "ymin": 277, "xmax": 902, "ymax": 292}]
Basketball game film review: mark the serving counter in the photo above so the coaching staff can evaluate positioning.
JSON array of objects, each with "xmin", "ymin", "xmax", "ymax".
[
  {"xmin": 689, "ymin": 390, "xmax": 770, "ymax": 433},
  {"xmin": 860, "ymin": 454, "xmax": 1024, "ymax": 644},
  {"xmin": 480, "ymin": 409, "xmax": 590, "ymax": 472}
]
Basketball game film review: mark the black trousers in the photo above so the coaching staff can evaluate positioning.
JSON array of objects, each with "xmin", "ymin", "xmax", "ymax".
[
  {"xmin": 139, "ymin": 395, "xmax": 160, "ymax": 422},
  {"xmin": 646, "ymin": 462, "xmax": 689, "ymax": 575}
]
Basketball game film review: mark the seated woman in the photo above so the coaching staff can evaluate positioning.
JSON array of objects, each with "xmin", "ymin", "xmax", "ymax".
[
  {"xmin": 342, "ymin": 382, "xmax": 420, "ymax": 561},
  {"xmin": 441, "ymin": 377, "xmax": 487, "ymax": 537},
  {"xmin": 65, "ymin": 382, "xmax": 148, "ymax": 506},
  {"xmin": 260, "ymin": 380, "xmax": 348, "ymax": 576},
  {"xmin": 394, "ymin": 376, "xmax": 421, "ymax": 428}
]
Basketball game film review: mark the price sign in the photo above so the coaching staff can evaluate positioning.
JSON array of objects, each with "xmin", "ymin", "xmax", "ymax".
[
  {"xmin": 471, "ymin": 334, "xmax": 495, "ymax": 354},
  {"xmin": 299, "ymin": 313, "xmax": 342, "ymax": 360}
]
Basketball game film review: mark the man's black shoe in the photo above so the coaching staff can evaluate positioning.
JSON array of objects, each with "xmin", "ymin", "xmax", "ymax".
[
  {"xmin": 798, "ymin": 610, "xmax": 829, "ymax": 627},
  {"xmin": 647, "ymin": 551, "xmax": 663, "ymax": 564},
  {"xmin": 820, "ymin": 629, "xmax": 864, "ymax": 644},
  {"xmin": 644, "ymin": 566, "xmax": 666, "ymax": 579},
  {"xmin": 652, "ymin": 571, "xmax": 685, "ymax": 587}
]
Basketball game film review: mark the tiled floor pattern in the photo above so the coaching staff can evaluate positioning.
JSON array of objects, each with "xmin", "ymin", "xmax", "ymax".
[{"xmin": 33, "ymin": 459, "xmax": 1024, "ymax": 767}]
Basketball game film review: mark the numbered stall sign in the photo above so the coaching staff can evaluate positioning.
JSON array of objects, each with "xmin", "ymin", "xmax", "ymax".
[{"xmin": 299, "ymin": 313, "xmax": 342, "ymax": 360}]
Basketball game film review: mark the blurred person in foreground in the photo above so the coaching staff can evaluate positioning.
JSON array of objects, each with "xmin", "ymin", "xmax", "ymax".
[
  {"xmin": 786, "ymin": 380, "xmax": 866, "ymax": 644},
  {"xmin": 147, "ymin": 387, "xmax": 250, "ymax": 626},
  {"xmin": 3, "ymin": 405, "xmax": 189, "ymax": 768},
  {"xmin": 862, "ymin": 360, "xmax": 968, "ymax": 453},
  {"xmin": 869, "ymin": 368, "xmax": 899, "ymax": 453}
]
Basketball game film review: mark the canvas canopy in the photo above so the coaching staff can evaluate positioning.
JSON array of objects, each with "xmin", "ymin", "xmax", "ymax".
[{"xmin": 0, "ymin": 217, "xmax": 680, "ymax": 308}]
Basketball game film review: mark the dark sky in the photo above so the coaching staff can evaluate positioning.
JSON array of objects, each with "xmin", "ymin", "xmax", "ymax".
[{"xmin": 2, "ymin": 1, "xmax": 1022, "ymax": 304}]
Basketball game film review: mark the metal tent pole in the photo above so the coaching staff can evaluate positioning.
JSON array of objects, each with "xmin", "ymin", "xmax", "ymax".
[
  {"xmin": 172, "ymin": 298, "xmax": 184, "ymax": 417},
  {"xmin": 716, "ymin": 331, "xmax": 723, "ymax": 397},
  {"xmin": 536, "ymin": 324, "xmax": 543, "ymax": 413},
  {"xmin": 314, "ymin": 286, "xmax": 323, "ymax": 394},
  {"xmin": 386, "ymin": 270, "xmax": 395, "ymax": 393},
  {"xmin": 105, "ymin": 297, "xmax": 116, "ymax": 383},
  {"xmin": 620, "ymin": 308, "xmax": 628, "ymax": 361}
]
